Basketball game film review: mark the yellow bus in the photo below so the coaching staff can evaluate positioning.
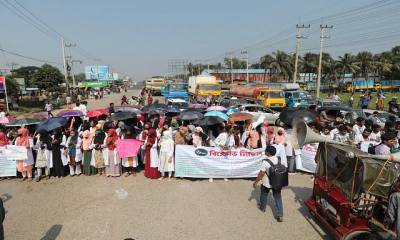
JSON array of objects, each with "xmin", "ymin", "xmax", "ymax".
[{"xmin": 151, "ymin": 78, "xmax": 165, "ymax": 96}]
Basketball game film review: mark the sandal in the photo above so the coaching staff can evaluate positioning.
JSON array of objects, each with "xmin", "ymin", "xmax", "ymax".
[
  {"xmin": 36, "ymin": 176, "xmax": 41, "ymax": 182},
  {"xmin": 158, "ymin": 177, "xmax": 164, "ymax": 181},
  {"xmin": 125, "ymin": 173, "xmax": 130, "ymax": 177},
  {"xmin": 132, "ymin": 172, "xmax": 137, "ymax": 177},
  {"xmin": 45, "ymin": 176, "xmax": 50, "ymax": 180},
  {"xmin": 0, "ymin": 178, "xmax": 3, "ymax": 181},
  {"xmin": 28, "ymin": 178, "xmax": 33, "ymax": 182},
  {"xmin": 20, "ymin": 177, "xmax": 26, "ymax": 182}
]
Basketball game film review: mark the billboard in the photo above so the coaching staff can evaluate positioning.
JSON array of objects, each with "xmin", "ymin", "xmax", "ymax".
[
  {"xmin": 85, "ymin": 66, "xmax": 109, "ymax": 80},
  {"xmin": 15, "ymin": 78, "xmax": 25, "ymax": 90},
  {"xmin": 0, "ymin": 77, "xmax": 4, "ymax": 90},
  {"xmin": 82, "ymin": 81, "xmax": 108, "ymax": 87}
]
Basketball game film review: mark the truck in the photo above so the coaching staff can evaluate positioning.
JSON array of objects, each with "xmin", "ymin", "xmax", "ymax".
[
  {"xmin": 257, "ymin": 83, "xmax": 314, "ymax": 105},
  {"xmin": 161, "ymin": 83, "xmax": 189, "ymax": 101},
  {"xmin": 151, "ymin": 78, "xmax": 165, "ymax": 96},
  {"xmin": 188, "ymin": 76, "xmax": 221, "ymax": 103},
  {"xmin": 145, "ymin": 78, "xmax": 152, "ymax": 91},
  {"xmin": 229, "ymin": 85, "xmax": 286, "ymax": 111},
  {"xmin": 339, "ymin": 80, "xmax": 374, "ymax": 92}
]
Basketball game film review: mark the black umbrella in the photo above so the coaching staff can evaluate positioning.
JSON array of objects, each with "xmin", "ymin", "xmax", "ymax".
[
  {"xmin": 192, "ymin": 116, "xmax": 225, "ymax": 126},
  {"xmin": 185, "ymin": 108, "xmax": 206, "ymax": 113},
  {"xmin": 177, "ymin": 111, "xmax": 204, "ymax": 121},
  {"xmin": 142, "ymin": 103, "xmax": 167, "ymax": 113},
  {"xmin": 279, "ymin": 108, "xmax": 317, "ymax": 126},
  {"xmin": 110, "ymin": 112, "xmax": 137, "ymax": 121}
]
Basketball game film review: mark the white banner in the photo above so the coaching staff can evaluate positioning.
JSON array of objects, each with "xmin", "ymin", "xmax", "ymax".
[
  {"xmin": 6, "ymin": 145, "xmax": 28, "ymax": 160},
  {"xmin": 175, "ymin": 146, "xmax": 265, "ymax": 178},
  {"xmin": 296, "ymin": 144, "xmax": 318, "ymax": 173},
  {"xmin": 360, "ymin": 141, "xmax": 379, "ymax": 153},
  {"xmin": 0, "ymin": 147, "xmax": 17, "ymax": 177}
]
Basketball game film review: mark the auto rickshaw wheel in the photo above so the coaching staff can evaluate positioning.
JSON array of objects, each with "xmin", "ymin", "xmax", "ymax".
[{"xmin": 342, "ymin": 230, "xmax": 370, "ymax": 240}]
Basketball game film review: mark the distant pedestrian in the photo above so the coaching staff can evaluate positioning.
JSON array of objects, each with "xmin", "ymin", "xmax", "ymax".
[
  {"xmin": 66, "ymin": 96, "xmax": 72, "ymax": 109},
  {"xmin": 109, "ymin": 103, "xmax": 115, "ymax": 115},
  {"xmin": 253, "ymin": 146, "xmax": 284, "ymax": 222},
  {"xmin": 376, "ymin": 95, "xmax": 384, "ymax": 110},
  {"xmin": 147, "ymin": 94, "xmax": 153, "ymax": 104},
  {"xmin": 332, "ymin": 92, "xmax": 341, "ymax": 101},
  {"xmin": 44, "ymin": 100, "xmax": 54, "ymax": 118},
  {"xmin": 56, "ymin": 95, "xmax": 61, "ymax": 109},
  {"xmin": 362, "ymin": 95, "xmax": 371, "ymax": 109},
  {"xmin": 349, "ymin": 93, "xmax": 354, "ymax": 107}
]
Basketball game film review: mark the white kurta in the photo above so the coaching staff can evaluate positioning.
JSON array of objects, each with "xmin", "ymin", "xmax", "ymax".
[
  {"xmin": 17, "ymin": 138, "xmax": 35, "ymax": 167},
  {"xmin": 103, "ymin": 147, "xmax": 120, "ymax": 166},
  {"xmin": 150, "ymin": 137, "xmax": 159, "ymax": 168},
  {"xmin": 66, "ymin": 137, "xmax": 83, "ymax": 163},
  {"xmin": 158, "ymin": 138, "xmax": 174, "ymax": 173},
  {"xmin": 284, "ymin": 129, "xmax": 293, "ymax": 157}
]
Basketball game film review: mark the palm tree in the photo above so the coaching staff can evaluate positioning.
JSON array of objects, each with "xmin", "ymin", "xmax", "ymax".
[
  {"xmin": 355, "ymin": 51, "xmax": 374, "ymax": 90},
  {"xmin": 299, "ymin": 52, "xmax": 318, "ymax": 82},
  {"xmin": 322, "ymin": 59, "xmax": 340, "ymax": 93},
  {"xmin": 373, "ymin": 52, "xmax": 392, "ymax": 81},
  {"xmin": 337, "ymin": 53, "xmax": 359, "ymax": 92},
  {"xmin": 260, "ymin": 54, "xmax": 273, "ymax": 82},
  {"xmin": 270, "ymin": 50, "xmax": 291, "ymax": 81}
]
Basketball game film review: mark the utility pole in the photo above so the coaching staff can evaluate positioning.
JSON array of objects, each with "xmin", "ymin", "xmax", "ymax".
[
  {"xmin": 0, "ymin": 70, "xmax": 9, "ymax": 112},
  {"xmin": 293, "ymin": 19, "xmax": 310, "ymax": 83},
  {"xmin": 227, "ymin": 52, "xmax": 234, "ymax": 84},
  {"xmin": 195, "ymin": 60, "xmax": 201, "ymax": 75},
  {"xmin": 66, "ymin": 44, "xmax": 81, "ymax": 91},
  {"xmin": 316, "ymin": 18, "xmax": 333, "ymax": 98},
  {"xmin": 61, "ymin": 37, "xmax": 69, "ymax": 97},
  {"xmin": 95, "ymin": 59, "xmax": 101, "ymax": 89},
  {"xmin": 241, "ymin": 51, "xmax": 249, "ymax": 83},
  {"xmin": 205, "ymin": 59, "xmax": 210, "ymax": 70}
]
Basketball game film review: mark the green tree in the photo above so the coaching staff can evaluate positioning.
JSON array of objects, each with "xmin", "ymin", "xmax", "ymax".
[
  {"xmin": 373, "ymin": 52, "xmax": 391, "ymax": 81},
  {"xmin": 269, "ymin": 50, "xmax": 291, "ymax": 81},
  {"xmin": 337, "ymin": 53, "xmax": 359, "ymax": 92},
  {"xmin": 299, "ymin": 52, "xmax": 318, "ymax": 82},
  {"xmin": 31, "ymin": 64, "xmax": 64, "ymax": 92},
  {"xmin": 12, "ymin": 66, "xmax": 41, "ymax": 87},
  {"xmin": 260, "ymin": 54, "xmax": 273, "ymax": 82},
  {"xmin": 74, "ymin": 73, "xmax": 86, "ymax": 83}
]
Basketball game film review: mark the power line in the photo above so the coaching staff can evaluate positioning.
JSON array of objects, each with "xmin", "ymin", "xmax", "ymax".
[{"xmin": 0, "ymin": 48, "xmax": 62, "ymax": 65}]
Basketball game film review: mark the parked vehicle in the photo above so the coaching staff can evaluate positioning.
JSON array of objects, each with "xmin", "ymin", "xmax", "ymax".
[
  {"xmin": 292, "ymin": 121, "xmax": 399, "ymax": 240},
  {"xmin": 145, "ymin": 78, "xmax": 152, "ymax": 90},
  {"xmin": 106, "ymin": 105, "xmax": 144, "ymax": 122},
  {"xmin": 315, "ymin": 99, "xmax": 345, "ymax": 107},
  {"xmin": 167, "ymin": 99, "xmax": 189, "ymax": 112},
  {"xmin": 362, "ymin": 109, "xmax": 399, "ymax": 128},
  {"xmin": 229, "ymin": 85, "xmax": 285, "ymax": 111},
  {"xmin": 151, "ymin": 78, "xmax": 165, "ymax": 96},
  {"xmin": 339, "ymin": 80, "xmax": 375, "ymax": 92},
  {"xmin": 230, "ymin": 104, "xmax": 282, "ymax": 126},
  {"xmin": 161, "ymin": 83, "xmax": 188, "ymax": 101},
  {"xmin": 256, "ymin": 83, "xmax": 314, "ymax": 105},
  {"xmin": 188, "ymin": 75, "xmax": 221, "ymax": 102}
]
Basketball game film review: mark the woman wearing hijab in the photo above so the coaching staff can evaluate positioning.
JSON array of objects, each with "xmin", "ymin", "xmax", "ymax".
[
  {"xmin": 139, "ymin": 123, "xmax": 150, "ymax": 164},
  {"xmin": 147, "ymin": 94, "xmax": 153, "ymax": 104},
  {"xmin": 35, "ymin": 129, "xmax": 53, "ymax": 181},
  {"xmin": 67, "ymin": 130, "xmax": 82, "ymax": 177},
  {"xmin": 82, "ymin": 130, "xmax": 97, "ymax": 176},
  {"xmin": 274, "ymin": 127, "xmax": 287, "ymax": 145},
  {"xmin": 93, "ymin": 124, "xmax": 107, "ymax": 176},
  {"xmin": 144, "ymin": 129, "xmax": 160, "ymax": 179},
  {"xmin": 170, "ymin": 119, "xmax": 179, "ymax": 132},
  {"xmin": 175, "ymin": 127, "xmax": 188, "ymax": 145},
  {"xmin": 206, "ymin": 93, "xmax": 212, "ymax": 106},
  {"xmin": 52, "ymin": 128, "xmax": 67, "ymax": 178},
  {"xmin": 245, "ymin": 130, "xmax": 261, "ymax": 149},
  {"xmin": 104, "ymin": 128, "xmax": 121, "ymax": 177},
  {"xmin": 266, "ymin": 126, "xmax": 275, "ymax": 146},
  {"xmin": 116, "ymin": 121, "xmax": 126, "ymax": 136},
  {"xmin": 121, "ymin": 126, "xmax": 138, "ymax": 177},
  {"xmin": 192, "ymin": 127, "xmax": 204, "ymax": 147},
  {"xmin": 158, "ymin": 130, "xmax": 174, "ymax": 181},
  {"xmin": 16, "ymin": 128, "xmax": 34, "ymax": 182}
]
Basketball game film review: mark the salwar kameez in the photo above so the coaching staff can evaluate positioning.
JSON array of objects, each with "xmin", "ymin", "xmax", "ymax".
[
  {"xmin": 83, "ymin": 150, "xmax": 97, "ymax": 176},
  {"xmin": 105, "ymin": 150, "xmax": 121, "ymax": 177}
]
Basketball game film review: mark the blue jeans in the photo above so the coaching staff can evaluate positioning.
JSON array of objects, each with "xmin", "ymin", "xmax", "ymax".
[{"xmin": 260, "ymin": 185, "xmax": 283, "ymax": 217}]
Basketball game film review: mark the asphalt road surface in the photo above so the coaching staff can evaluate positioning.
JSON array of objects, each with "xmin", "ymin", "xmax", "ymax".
[{"xmin": 0, "ymin": 88, "xmax": 334, "ymax": 240}]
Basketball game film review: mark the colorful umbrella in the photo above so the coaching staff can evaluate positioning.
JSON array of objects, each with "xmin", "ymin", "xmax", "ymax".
[
  {"xmin": 16, "ymin": 113, "xmax": 46, "ymax": 120},
  {"xmin": 8, "ymin": 118, "xmax": 41, "ymax": 127},
  {"xmin": 279, "ymin": 108, "xmax": 317, "ymax": 126},
  {"xmin": 35, "ymin": 117, "xmax": 68, "ymax": 131},
  {"xmin": 110, "ymin": 112, "xmax": 137, "ymax": 121},
  {"xmin": 185, "ymin": 108, "xmax": 206, "ymax": 113},
  {"xmin": 206, "ymin": 106, "xmax": 227, "ymax": 112},
  {"xmin": 86, "ymin": 109, "xmax": 108, "ymax": 118},
  {"xmin": 192, "ymin": 116, "xmax": 225, "ymax": 126},
  {"xmin": 229, "ymin": 112, "xmax": 254, "ymax": 121},
  {"xmin": 204, "ymin": 111, "xmax": 229, "ymax": 121},
  {"xmin": 34, "ymin": 112, "xmax": 49, "ymax": 118},
  {"xmin": 226, "ymin": 109, "xmax": 239, "ymax": 115},
  {"xmin": 190, "ymin": 104, "xmax": 208, "ymax": 109},
  {"xmin": 57, "ymin": 110, "xmax": 84, "ymax": 117},
  {"xmin": 0, "ymin": 117, "xmax": 16, "ymax": 124}
]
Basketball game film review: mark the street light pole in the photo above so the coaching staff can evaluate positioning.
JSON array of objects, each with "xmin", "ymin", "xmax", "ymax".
[
  {"xmin": 95, "ymin": 59, "xmax": 101, "ymax": 89},
  {"xmin": 61, "ymin": 37, "xmax": 69, "ymax": 97},
  {"xmin": 241, "ymin": 51, "xmax": 249, "ymax": 83},
  {"xmin": 227, "ymin": 52, "xmax": 234, "ymax": 84},
  {"xmin": 195, "ymin": 60, "xmax": 201, "ymax": 75}
]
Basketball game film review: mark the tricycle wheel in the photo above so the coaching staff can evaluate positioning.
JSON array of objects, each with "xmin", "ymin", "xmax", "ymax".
[{"xmin": 342, "ymin": 231, "xmax": 371, "ymax": 240}]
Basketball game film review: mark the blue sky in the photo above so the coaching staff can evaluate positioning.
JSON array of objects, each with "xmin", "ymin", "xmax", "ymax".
[{"xmin": 0, "ymin": 0, "xmax": 398, "ymax": 81}]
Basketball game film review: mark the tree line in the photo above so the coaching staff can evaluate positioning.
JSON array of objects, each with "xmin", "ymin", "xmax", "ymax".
[{"xmin": 186, "ymin": 46, "xmax": 400, "ymax": 83}]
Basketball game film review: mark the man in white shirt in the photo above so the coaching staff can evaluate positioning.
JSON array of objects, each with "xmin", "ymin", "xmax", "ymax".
[
  {"xmin": 0, "ymin": 108, "xmax": 5, "ymax": 118},
  {"xmin": 366, "ymin": 111, "xmax": 379, "ymax": 125},
  {"xmin": 214, "ymin": 126, "xmax": 234, "ymax": 150},
  {"xmin": 370, "ymin": 124, "xmax": 381, "ymax": 142},
  {"xmin": 73, "ymin": 102, "xmax": 81, "ymax": 111},
  {"xmin": 332, "ymin": 92, "xmax": 341, "ymax": 101},
  {"xmin": 253, "ymin": 146, "xmax": 284, "ymax": 222},
  {"xmin": 80, "ymin": 101, "xmax": 88, "ymax": 115},
  {"xmin": 129, "ymin": 96, "xmax": 136, "ymax": 105},
  {"xmin": 375, "ymin": 132, "xmax": 396, "ymax": 155}
]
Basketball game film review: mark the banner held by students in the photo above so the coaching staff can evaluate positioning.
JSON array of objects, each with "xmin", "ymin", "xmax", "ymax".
[
  {"xmin": 115, "ymin": 139, "xmax": 141, "ymax": 158},
  {"xmin": 6, "ymin": 145, "xmax": 28, "ymax": 160},
  {"xmin": 296, "ymin": 144, "xmax": 318, "ymax": 173},
  {"xmin": 0, "ymin": 147, "xmax": 17, "ymax": 177},
  {"xmin": 175, "ymin": 146, "xmax": 265, "ymax": 178}
]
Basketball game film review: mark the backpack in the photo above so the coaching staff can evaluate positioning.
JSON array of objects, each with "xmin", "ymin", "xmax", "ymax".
[{"xmin": 264, "ymin": 157, "xmax": 289, "ymax": 189}]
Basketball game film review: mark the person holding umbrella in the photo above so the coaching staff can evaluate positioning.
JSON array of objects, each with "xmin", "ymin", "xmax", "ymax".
[{"xmin": 16, "ymin": 129, "xmax": 34, "ymax": 182}]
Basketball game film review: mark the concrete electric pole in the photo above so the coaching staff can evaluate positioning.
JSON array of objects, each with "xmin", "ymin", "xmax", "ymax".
[
  {"xmin": 226, "ymin": 52, "xmax": 234, "ymax": 84},
  {"xmin": 241, "ymin": 51, "xmax": 249, "ymax": 83},
  {"xmin": 293, "ymin": 20, "xmax": 310, "ymax": 83},
  {"xmin": 316, "ymin": 18, "xmax": 332, "ymax": 98},
  {"xmin": 195, "ymin": 60, "xmax": 201, "ymax": 75},
  {"xmin": 66, "ymin": 44, "xmax": 82, "ymax": 91},
  {"xmin": 205, "ymin": 59, "xmax": 210, "ymax": 70},
  {"xmin": 61, "ymin": 37, "xmax": 69, "ymax": 97}
]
